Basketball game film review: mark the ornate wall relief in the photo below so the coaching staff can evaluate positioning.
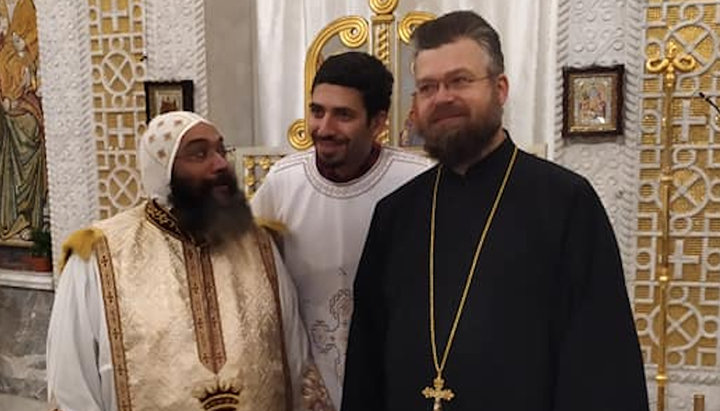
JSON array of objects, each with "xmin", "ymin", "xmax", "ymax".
[
  {"xmin": 635, "ymin": 1, "xmax": 720, "ymax": 409},
  {"xmin": 36, "ymin": 0, "xmax": 96, "ymax": 274},
  {"xmin": 34, "ymin": 0, "xmax": 207, "ymax": 277},
  {"xmin": 144, "ymin": 0, "xmax": 207, "ymax": 117},
  {"xmin": 556, "ymin": 0, "xmax": 643, "ymax": 281},
  {"xmin": 88, "ymin": 0, "xmax": 146, "ymax": 219},
  {"xmin": 86, "ymin": 0, "xmax": 208, "ymax": 220}
]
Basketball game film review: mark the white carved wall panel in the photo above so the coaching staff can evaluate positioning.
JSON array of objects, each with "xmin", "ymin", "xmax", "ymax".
[
  {"xmin": 144, "ymin": 0, "xmax": 207, "ymax": 116},
  {"xmin": 35, "ymin": 0, "xmax": 97, "ymax": 269},
  {"xmin": 556, "ymin": 0, "xmax": 643, "ymax": 282},
  {"xmin": 34, "ymin": 0, "xmax": 208, "ymax": 279}
]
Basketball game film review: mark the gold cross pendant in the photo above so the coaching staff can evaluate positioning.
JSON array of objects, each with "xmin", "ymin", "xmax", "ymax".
[{"xmin": 422, "ymin": 376, "xmax": 454, "ymax": 411}]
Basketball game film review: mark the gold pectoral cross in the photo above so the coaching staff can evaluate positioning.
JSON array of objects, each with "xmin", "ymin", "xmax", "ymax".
[{"xmin": 422, "ymin": 376, "xmax": 454, "ymax": 411}]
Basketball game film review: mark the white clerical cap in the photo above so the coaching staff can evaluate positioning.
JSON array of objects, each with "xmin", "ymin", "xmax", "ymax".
[{"xmin": 138, "ymin": 111, "xmax": 212, "ymax": 206}]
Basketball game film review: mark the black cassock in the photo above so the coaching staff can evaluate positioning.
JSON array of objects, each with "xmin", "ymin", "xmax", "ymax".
[{"xmin": 341, "ymin": 136, "xmax": 649, "ymax": 411}]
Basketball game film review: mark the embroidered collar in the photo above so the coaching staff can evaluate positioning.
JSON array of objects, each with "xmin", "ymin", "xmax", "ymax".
[
  {"xmin": 315, "ymin": 142, "xmax": 382, "ymax": 183},
  {"xmin": 145, "ymin": 200, "xmax": 191, "ymax": 243}
]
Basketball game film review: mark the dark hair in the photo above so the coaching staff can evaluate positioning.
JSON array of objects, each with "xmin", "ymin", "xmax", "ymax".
[
  {"xmin": 411, "ymin": 10, "xmax": 505, "ymax": 75},
  {"xmin": 311, "ymin": 52, "xmax": 393, "ymax": 121}
]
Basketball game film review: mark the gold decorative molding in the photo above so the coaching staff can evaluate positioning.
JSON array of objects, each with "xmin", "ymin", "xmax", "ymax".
[
  {"xmin": 646, "ymin": 42, "xmax": 696, "ymax": 95},
  {"xmin": 287, "ymin": 118, "xmax": 310, "ymax": 151},
  {"xmin": 373, "ymin": 19, "xmax": 392, "ymax": 66},
  {"xmin": 645, "ymin": 39, "xmax": 697, "ymax": 411},
  {"xmin": 398, "ymin": 11, "xmax": 435, "ymax": 44},
  {"xmin": 369, "ymin": 0, "xmax": 398, "ymax": 15},
  {"xmin": 637, "ymin": 3, "xmax": 720, "ymax": 411},
  {"xmin": 287, "ymin": 0, "xmax": 437, "ymax": 150},
  {"xmin": 234, "ymin": 147, "xmax": 294, "ymax": 198},
  {"xmin": 370, "ymin": 2, "xmax": 396, "ymax": 146}
]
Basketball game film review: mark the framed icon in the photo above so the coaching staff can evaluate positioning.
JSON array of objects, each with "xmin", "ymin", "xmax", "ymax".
[
  {"xmin": 563, "ymin": 65, "xmax": 624, "ymax": 137},
  {"xmin": 144, "ymin": 80, "xmax": 194, "ymax": 120}
]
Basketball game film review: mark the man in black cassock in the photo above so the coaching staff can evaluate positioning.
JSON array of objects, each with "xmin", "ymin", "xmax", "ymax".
[{"xmin": 341, "ymin": 10, "xmax": 649, "ymax": 411}]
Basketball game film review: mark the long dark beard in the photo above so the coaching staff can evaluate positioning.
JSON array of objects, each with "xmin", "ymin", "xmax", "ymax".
[
  {"xmin": 421, "ymin": 98, "xmax": 503, "ymax": 169},
  {"xmin": 168, "ymin": 170, "xmax": 253, "ymax": 247}
]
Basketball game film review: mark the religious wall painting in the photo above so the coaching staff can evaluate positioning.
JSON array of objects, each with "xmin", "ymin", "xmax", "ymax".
[
  {"xmin": 562, "ymin": 65, "xmax": 624, "ymax": 137},
  {"xmin": 0, "ymin": 0, "xmax": 49, "ymax": 263},
  {"xmin": 144, "ymin": 80, "xmax": 193, "ymax": 120},
  {"xmin": 398, "ymin": 105, "xmax": 423, "ymax": 148}
]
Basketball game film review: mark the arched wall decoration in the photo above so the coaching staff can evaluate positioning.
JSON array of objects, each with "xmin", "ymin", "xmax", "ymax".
[{"xmin": 286, "ymin": 0, "xmax": 434, "ymax": 150}]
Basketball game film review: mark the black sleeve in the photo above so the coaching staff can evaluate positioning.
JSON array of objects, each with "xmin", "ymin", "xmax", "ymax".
[
  {"xmin": 553, "ymin": 179, "xmax": 649, "ymax": 411},
  {"xmin": 341, "ymin": 201, "xmax": 391, "ymax": 411}
]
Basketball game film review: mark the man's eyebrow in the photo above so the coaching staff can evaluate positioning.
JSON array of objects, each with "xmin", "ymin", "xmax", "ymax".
[
  {"xmin": 417, "ymin": 68, "xmax": 476, "ymax": 82},
  {"xmin": 179, "ymin": 139, "xmax": 209, "ymax": 152},
  {"xmin": 331, "ymin": 106, "xmax": 356, "ymax": 115}
]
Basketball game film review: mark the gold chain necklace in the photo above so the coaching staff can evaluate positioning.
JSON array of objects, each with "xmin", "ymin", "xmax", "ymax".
[{"xmin": 421, "ymin": 146, "xmax": 518, "ymax": 411}]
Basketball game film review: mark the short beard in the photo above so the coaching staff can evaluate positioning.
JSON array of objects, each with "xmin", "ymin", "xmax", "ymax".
[
  {"xmin": 421, "ymin": 99, "xmax": 503, "ymax": 170},
  {"xmin": 168, "ymin": 171, "xmax": 253, "ymax": 247}
]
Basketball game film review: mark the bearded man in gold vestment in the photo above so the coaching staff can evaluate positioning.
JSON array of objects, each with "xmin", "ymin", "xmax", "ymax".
[{"xmin": 46, "ymin": 111, "xmax": 334, "ymax": 411}]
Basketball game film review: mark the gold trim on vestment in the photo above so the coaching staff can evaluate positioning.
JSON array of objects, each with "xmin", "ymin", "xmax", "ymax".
[
  {"xmin": 193, "ymin": 378, "xmax": 243, "ymax": 411},
  {"xmin": 94, "ymin": 235, "xmax": 133, "ymax": 411},
  {"xmin": 301, "ymin": 363, "xmax": 335, "ymax": 410},
  {"xmin": 255, "ymin": 227, "xmax": 293, "ymax": 411},
  {"xmin": 145, "ymin": 199, "xmax": 186, "ymax": 241},
  {"xmin": 183, "ymin": 243, "xmax": 227, "ymax": 374},
  {"xmin": 93, "ymin": 202, "xmax": 288, "ymax": 409},
  {"xmin": 145, "ymin": 200, "xmax": 229, "ymax": 373}
]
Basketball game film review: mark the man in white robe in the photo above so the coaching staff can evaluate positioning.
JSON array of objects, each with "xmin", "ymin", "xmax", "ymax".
[
  {"xmin": 251, "ymin": 52, "xmax": 433, "ymax": 408},
  {"xmin": 47, "ymin": 111, "xmax": 334, "ymax": 411}
]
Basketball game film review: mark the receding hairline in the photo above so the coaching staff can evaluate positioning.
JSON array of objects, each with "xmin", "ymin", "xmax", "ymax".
[
  {"xmin": 410, "ymin": 11, "xmax": 505, "ymax": 75},
  {"xmin": 412, "ymin": 37, "xmax": 499, "ymax": 78}
]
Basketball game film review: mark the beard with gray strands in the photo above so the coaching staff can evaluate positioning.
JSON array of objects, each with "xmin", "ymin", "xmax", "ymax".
[
  {"xmin": 168, "ymin": 170, "xmax": 253, "ymax": 247},
  {"xmin": 420, "ymin": 92, "xmax": 504, "ymax": 170}
]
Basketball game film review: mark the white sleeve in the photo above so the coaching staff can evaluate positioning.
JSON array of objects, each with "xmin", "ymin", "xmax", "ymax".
[
  {"xmin": 272, "ymin": 242, "xmax": 310, "ymax": 410},
  {"xmin": 249, "ymin": 169, "xmax": 276, "ymax": 220},
  {"xmin": 273, "ymin": 242, "xmax": 335, "ymax": 411},
  {"xmin": 47, "ymin": 254, "xmax": 115, "ymax": 411}
]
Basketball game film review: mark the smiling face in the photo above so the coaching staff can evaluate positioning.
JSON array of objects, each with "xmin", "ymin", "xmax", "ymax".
[
  {"xmin": 413, "ymin": 37, "xmax": 509, "ymax": 171},
  {"xmin": 309, "ymin": 83, "xmax": 386, "ymax": 178}
]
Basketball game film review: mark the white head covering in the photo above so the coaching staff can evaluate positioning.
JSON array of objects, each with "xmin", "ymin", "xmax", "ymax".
[{"xmin": 138, "ymin": 111, "xmax": 212, "ymax": 206}]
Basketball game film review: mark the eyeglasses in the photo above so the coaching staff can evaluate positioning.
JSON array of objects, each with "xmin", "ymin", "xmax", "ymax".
[
  {"xmin": 175, "ymin": 144, "xmax": 236, "ymax": 163},
  {"xmin": 415, "ymin": 73, "xmax": 494, "ymax": 100}
]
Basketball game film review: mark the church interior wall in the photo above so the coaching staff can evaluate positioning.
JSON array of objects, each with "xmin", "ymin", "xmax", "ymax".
[
  {"xmin": 554, "ymin": 0, "xmax": 642, "ymax": 286},
  {"xmin": 1, "ymin": 0, "xmax": 719, "ymax": 409},
  {"xmin": 555, "ymin": 1, "xmax": 720, "ymax": 408},
  {"xmin": 204, "ymin": 0, "xmax": 255, "ymax": 148},
  {"xmin": 0, "ymin": 287, "xmax": 51, "ymax": 401},
  {"xmin": 634, "ymin": 2, "xmax": 720, "ymax": 409}
]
